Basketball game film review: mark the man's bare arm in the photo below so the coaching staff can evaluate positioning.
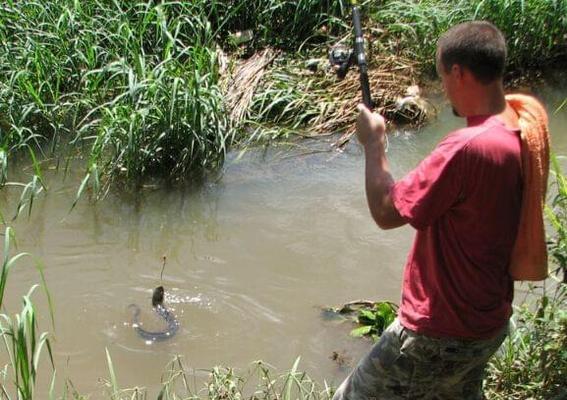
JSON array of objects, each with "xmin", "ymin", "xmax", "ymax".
[{"xmin": 356, "ymin": 105, "xmax": 407, "ymax": 230}]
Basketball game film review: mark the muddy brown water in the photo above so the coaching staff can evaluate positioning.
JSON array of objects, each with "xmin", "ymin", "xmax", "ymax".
[{"xmin": 1, "ymin": 79, "xmax": 566, "ymax": 398}]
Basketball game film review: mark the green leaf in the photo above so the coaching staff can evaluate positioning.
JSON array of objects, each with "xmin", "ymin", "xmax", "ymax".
[
  {"xmin": 105, "ymin": 348, "xmax": 119, "ymax": 399},
  {"xmin": 358, "ymin": 309, "xmax": 376, "ymax": 322},
  {"xmin": 350, "ymin": 325, "xmax": 373, "ymax": 337}
]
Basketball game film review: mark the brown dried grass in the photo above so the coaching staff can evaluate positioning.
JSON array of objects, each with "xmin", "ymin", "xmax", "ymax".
[
  {"xmin": 222, "ymin": 48, "xmax": 431, "ymax": 146},
  {"xmin": 224, "ymin": 48, "xmax": 278, "ymax": 125}
]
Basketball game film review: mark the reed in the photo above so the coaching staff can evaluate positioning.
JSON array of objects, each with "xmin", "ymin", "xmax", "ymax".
[
  {"xmin": 1, "ymin": 0, "xmax": 564, "ymax": 198},
  {"xmin": 1, "ymin": 1, "xmax": 231, "ymax": 197},
  {"xmin": 372, "ymin": 0, "xmax": 567, "ymax": 74},
  {"xmin": 546, "ymin": 154, "xmax": 567, "ymax": 282},
  {"xmin": 0, "ymin": 0, "xmax": 351, "ymax": 198},
  {"xmin": 0, "ymin": 227, "xmax": 55, "ymax": 400}
]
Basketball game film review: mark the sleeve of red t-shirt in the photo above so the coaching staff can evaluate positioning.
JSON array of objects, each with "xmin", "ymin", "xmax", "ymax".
[{"xmin": 390, "ymin": 135, "xmax": 464, "ymax": 230}]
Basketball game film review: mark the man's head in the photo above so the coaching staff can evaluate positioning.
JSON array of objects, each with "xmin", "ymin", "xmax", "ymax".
[{"xmin": 436, "ymin": 21, "xmax": 507, "ymax": 116}]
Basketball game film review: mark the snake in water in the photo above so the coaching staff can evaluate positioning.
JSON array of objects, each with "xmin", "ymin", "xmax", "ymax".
[{"xmin": 128, "ymin": 286, "xmax": 179, "ymax": 341}]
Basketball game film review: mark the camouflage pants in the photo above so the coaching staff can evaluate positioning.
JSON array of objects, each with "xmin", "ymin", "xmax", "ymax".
[{"xmin": 333, "ymin": 318, "xmax": 508, "ymax": 400}]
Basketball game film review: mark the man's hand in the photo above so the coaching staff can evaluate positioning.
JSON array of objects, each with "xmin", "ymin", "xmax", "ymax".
[{"xmin": 356, "ymin": 104, "xmax": 386, "ymax": 148}]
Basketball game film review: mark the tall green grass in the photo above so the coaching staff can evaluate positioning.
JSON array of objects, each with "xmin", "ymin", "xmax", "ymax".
[
  {"xmin": 546, "ymin": 154, "xmax": 567, "ymax": 282},
  {"xmin": 1, "ymin": 0, "xmax": 564, "ymax": 198},
  {"xmin": 0, "ymin": 0, "xmax": 349, "ymax": 198},
  {"xmin": 1, "ymin": 0, "xmax": 233, "ymax": 196},
  {"xmin": 0, "ymin": 227, "xmax": 55, "ymax": 400},
  {"xmin": 205, "ymin": 0, "xmax": 348, "ymax": 50},
  {"xmin": 372, "ymin": 0, "xmax": 567, "ymax": 74},
  {"xmin": 485, "ymin": 285, "xmax": 566, "ymax": 399}
]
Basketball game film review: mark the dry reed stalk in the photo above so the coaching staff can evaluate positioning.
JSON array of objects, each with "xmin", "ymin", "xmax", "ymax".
[
  {"xmin": 224, "ymin": 48, "xmax": 278, "ymax": 125},
  {"xmin": 313, "ymin": 54, "xmax": 425, "ymax": 146},
  {"xmin": 224, "ymin": 48, "xmax": 430, "ymax": 146}
]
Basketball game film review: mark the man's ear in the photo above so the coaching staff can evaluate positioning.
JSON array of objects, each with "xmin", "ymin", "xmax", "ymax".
[{"xmin": 450, "ymin": 64, "xmax": 464, "ymax": 81}]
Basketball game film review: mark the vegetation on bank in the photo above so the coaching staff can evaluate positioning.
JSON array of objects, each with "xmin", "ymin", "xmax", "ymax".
[
  {"xmin": 0, "ymin": 0, "xmax": 566, "ymax": 200},
  {"xmin": 0, "ymin": 0, "xmax": 348, "ymax": 194},
  {"xmin": 373, "ymin": 0, "xmax": 567, "ymax": 75}
]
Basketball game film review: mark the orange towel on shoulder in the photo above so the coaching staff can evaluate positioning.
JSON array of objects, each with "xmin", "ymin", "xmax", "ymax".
[{"xmin": 506, "ymin": 94, "xmax": 550, "ymax": 281}]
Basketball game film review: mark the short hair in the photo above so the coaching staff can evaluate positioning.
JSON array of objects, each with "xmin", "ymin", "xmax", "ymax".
[{"xmin": 436, "ymin": 21, "xmax": 507, "ymax": 84}]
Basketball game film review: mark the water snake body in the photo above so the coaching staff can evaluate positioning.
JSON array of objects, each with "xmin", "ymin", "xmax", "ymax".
[{"xmin": 129, "ymin": 286, "xmax": 179, "ymax": 341}]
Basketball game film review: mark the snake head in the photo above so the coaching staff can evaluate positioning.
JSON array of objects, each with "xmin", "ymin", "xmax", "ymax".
[{"xmin": 152, "ymin": 286, "xmax": 165, "ymax": 307}]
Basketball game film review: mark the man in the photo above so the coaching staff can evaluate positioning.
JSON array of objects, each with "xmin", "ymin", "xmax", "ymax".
[{"xmin": 334, "ymin": 21, "xmax": 524, "ymax": 400}]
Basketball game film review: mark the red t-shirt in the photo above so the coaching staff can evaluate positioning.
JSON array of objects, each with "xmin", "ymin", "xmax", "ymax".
[{"xmin": 391, "ymin": 115, "xmax": 522, "ymax": 339}]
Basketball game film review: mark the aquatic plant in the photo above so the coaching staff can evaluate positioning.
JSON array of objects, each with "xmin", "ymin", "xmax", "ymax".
[
  {"xmin": 322, "ymin": 300, "xmax": 399, "ymax": 342},
  {"xmin": 349, "ymin": 302, "xmax": 397, "ymax": 341}
]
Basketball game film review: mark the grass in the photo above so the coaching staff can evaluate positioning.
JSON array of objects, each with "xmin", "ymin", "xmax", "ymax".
[
  {"xmin": 0, "ymin": 286, "xmax": 55, "ymax": 400},
  {"xmin": 485, "ymin": 284, "xmax": 566, "ymax": 400},
  {"xmin": 0, "ymin": 227, "xmax": 54, "ymax": 400},
  {"xmin": 546, "ymin": 154, "xmax": 567, "ymax": 283},
  {"xmin": 1, "ymin": 0, "xmax": 233, "ymax": 197},
  {"xmin": 205, "ymin": 0, "xmax": 349, "ymax": 50},
  {"xmin": 0, "ymin": 0, "xmax": 350, "ymax": 201},
  {"xmin": 372, "ymin": 0, "xmax": 567, "ymax": 75}
]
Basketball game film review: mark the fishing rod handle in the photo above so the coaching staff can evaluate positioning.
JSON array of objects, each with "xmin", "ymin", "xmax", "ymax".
[
  {"xmin": 360, "ymin": 71, "xmax": 372, "ymax": 109},
  {"xmin": 353, "ymin": 6, "xmax": 364, "ymax": 38},
  {"xmin": 352, "ymin": 6, "xmax": 372, "ymax": 109}
]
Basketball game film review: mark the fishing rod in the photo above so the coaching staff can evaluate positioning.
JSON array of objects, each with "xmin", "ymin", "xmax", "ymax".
[{"xmin": 329, "ymin": 1, "xmax": 373, "ymax": 109}]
